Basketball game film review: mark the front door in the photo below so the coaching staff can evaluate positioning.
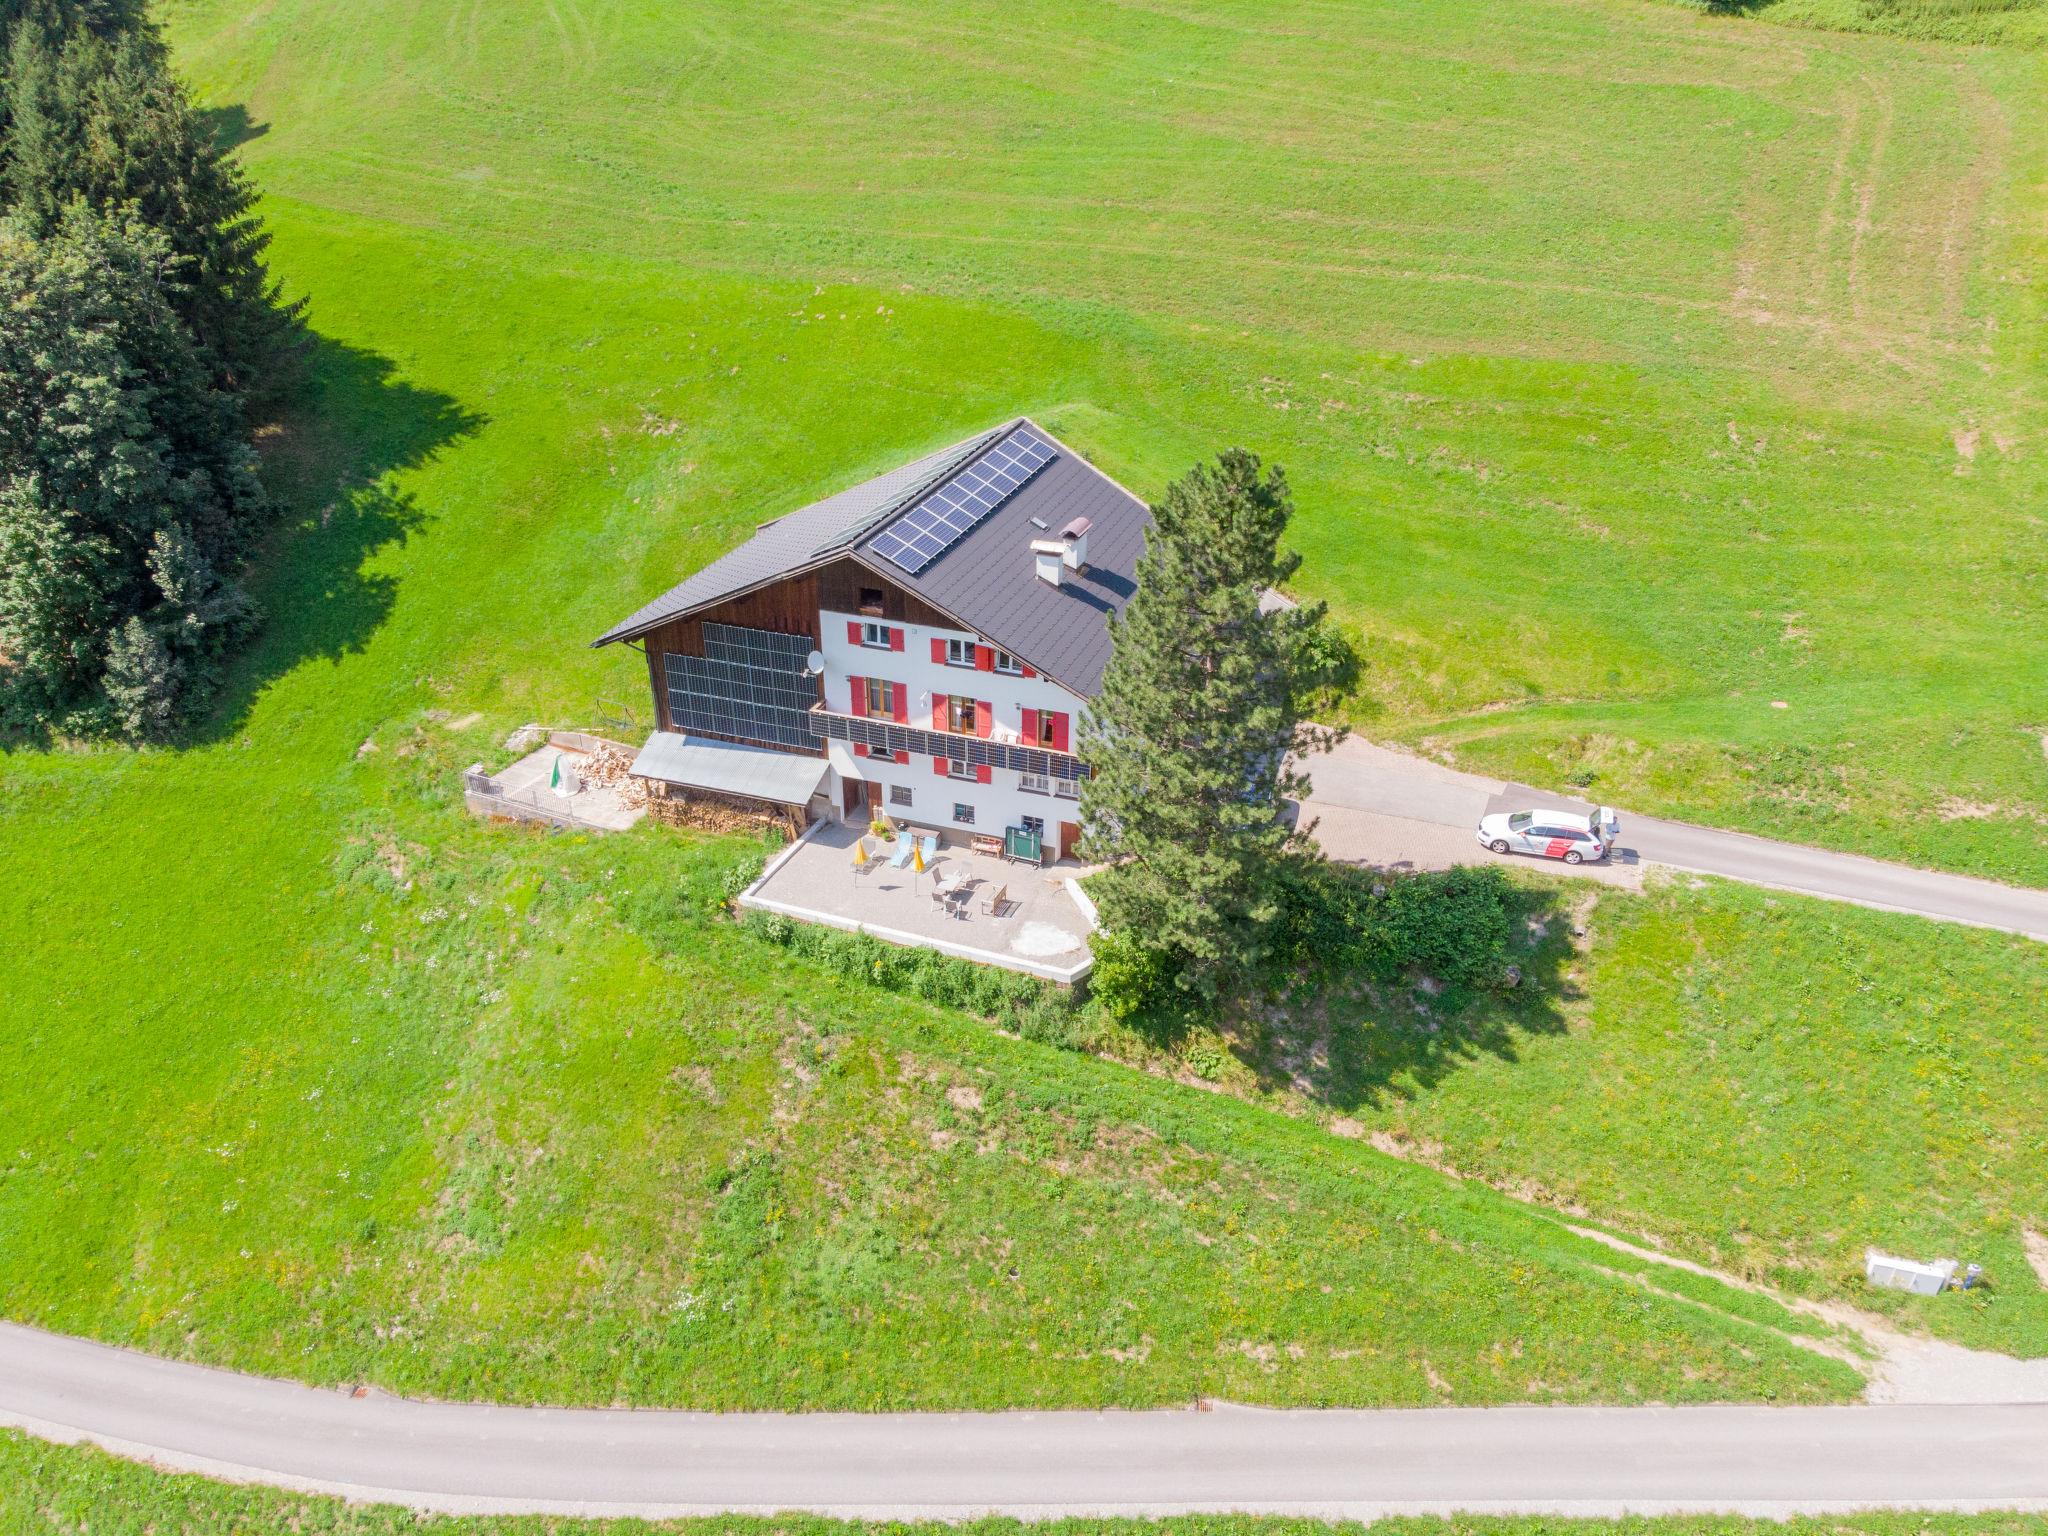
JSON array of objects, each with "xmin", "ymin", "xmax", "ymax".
[
  {"xmin": 1059, "ymin": 820, "xmax": 1082, "ymax": 862},
  {"xmin": 841, "ymin": 775, "xmax": 864, "ymax": 818}
]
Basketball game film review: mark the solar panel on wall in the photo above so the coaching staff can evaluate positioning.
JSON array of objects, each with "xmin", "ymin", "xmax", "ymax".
[{"xmin": 665, "ymin": 623, "xmax": 816, "ymax": 751}]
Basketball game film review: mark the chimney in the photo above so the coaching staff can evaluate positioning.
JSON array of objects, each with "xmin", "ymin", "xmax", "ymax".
[
  {"xmin": 1030, "ymin": 538, "xmax": 1065, "ymax": 587},
  {"xmin": 1058, "ymin": 516, "xmax": 1091, "ymax": 572}
]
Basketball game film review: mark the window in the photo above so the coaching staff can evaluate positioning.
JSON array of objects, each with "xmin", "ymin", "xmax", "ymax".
[
  {"xmin": 952, "ymin": 802, "xmax": 975, "ymax": 825},
  {"xmin": 1508, "ymin": 812, "xmax": 1533, "ymax": 831},
  {"xmin": 858, "ymin": 587, "xmax": 886, "ymax": 614},
  {"xmin": 889, "ymin": 785, "xmax": 912, "ymax": 808},
  {"xmin": 947, "ymin": 695, "xmax": 978, "ymax": 735},
  {"xmin": 1033, "ymin": 713, "xmax": 1056, "ymax": 748},
  {"xmin": 993, "ymin": 650, "xmax": 1023, "ymax": 676},
  {"xmin": 1054, "ymin": 777, "xmax": 1080, "ymax": 800},
  {"xmin": 863, "ymin": 676, "xmax": 891, "ymax": 716},
  {"xmin": 945, "ymin": 638, "xmax": 976, "ymax": 668},
  {"xmin": 859, "ymin": 621, "xmax": 893, "ymax": 649},
  {"xmin": 1020, "ymin": 814, "xmax": 1045, "ymax": 837},
  {"xmin": 1019, "ymin": 772, "xmax": 1050, "ymax": 796},
  {"xmin": 947, "ymin": 758, "xmax": 978, "ymax": 781}
]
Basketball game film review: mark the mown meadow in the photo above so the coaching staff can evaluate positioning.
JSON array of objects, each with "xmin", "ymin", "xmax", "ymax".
[
  {"xmin": 1139, "ymin": 872, "xmax": 2048, "ymax": 1356},
  {"xmin": 1, "ymin": 0, "xmax": 2043, "ymax": 1414}
]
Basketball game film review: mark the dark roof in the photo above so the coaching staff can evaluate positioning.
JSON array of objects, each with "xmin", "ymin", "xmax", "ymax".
[{"xmin": 594, "ymin": 418, "xmax": 1151, "ymax": 697}]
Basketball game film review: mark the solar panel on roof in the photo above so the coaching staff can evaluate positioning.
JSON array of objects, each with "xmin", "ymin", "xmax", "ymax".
[{"xmin": 868, "ymin": 426, "xmax": 1055, "ymax": 575}]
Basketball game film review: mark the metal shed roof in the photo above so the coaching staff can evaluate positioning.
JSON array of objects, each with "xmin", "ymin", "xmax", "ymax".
[{"xmin": 630, "ymin": 731, "xmax": 829, "ymax": 807}]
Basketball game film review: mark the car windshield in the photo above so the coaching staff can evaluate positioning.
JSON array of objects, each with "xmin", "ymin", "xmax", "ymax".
[{"xmin": 1508, "ymin": 812, "xmax": 1532, "ymax": 830}]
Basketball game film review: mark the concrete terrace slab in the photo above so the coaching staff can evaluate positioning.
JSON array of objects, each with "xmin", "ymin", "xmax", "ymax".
[
  {"xmin": 474, "ymin": 745, "xmax": 644, "ymax": 833},
  {"xmin": 740, "ymin": 821, "xmax": 1095, "ymax": 983}
]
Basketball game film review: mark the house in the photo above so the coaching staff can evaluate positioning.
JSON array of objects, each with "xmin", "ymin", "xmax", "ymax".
[{"xmin": 592, "ymin": 419, "xmax": 1148, "ymax": 863}]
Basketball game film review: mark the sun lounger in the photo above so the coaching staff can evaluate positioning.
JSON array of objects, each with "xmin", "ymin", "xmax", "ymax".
[{"xmin": 889, "ymin": 837, "xmax": 915, "ymax": 869}]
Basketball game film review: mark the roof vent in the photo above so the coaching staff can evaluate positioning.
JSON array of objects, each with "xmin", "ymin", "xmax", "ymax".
[{"xmin": 1057, "ymin": 516, "xmax": 1091, "ymax": 572}]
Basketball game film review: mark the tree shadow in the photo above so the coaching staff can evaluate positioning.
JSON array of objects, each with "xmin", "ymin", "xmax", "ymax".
[
  {"xmin": 193, "ymin": 332, "xmax": 484, "ymax": 741},
  {"xmin": 196, "ymin": 103, "xmax": 269, "ymax": 154},
  {"xmin": 1238, "ymin": 873, "xmax": 1579, "ymax": 1114}
]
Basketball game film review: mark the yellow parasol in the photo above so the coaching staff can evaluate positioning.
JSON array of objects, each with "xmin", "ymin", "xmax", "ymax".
[
  {"xmin": 911, "ymin": 840, "xmax": 925, "ymax": 875},
  {"xmin": 851, "ymin": 837, "xmax": 869, "ymax": 871}
]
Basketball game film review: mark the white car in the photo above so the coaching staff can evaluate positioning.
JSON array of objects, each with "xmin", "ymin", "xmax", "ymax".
[{"xmin": 1476, "ymin": 807, "xmax": 1618, "ymax": 865}]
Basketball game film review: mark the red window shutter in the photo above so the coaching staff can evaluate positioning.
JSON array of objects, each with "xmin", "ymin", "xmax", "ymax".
[
  {"xmin": 931, "ymin": 692, "xmax": 948, "ymax": 731},
  {"xmin": 854, "ymin": 743, "xmax": 869, "ymax": 758},
  {"xmin": 1051, "ymin": 711, "xmax": 1070, "ymax": 752},
  {"xmin": 975, "ymin": 699, "xmax": 992, "ymax": 738},
  {"xmin": 1021, "ymin": 664, "xmax": 1036, "ymax": 679},
  {"xmin": 1021, "ymin": 707, "xmax": 1039, "ymax": 744},
  {"xmin": 891, "ymin": 683, "xmax": 908, "ymax": 724},
  {"xmin": 930, "ymin": 637, "xmax": 946, "ymax": 664},
  {"xmin": 889, "ymin": 627, "xmax": 904, "ymax": 652},
  {"xmin": 849, "ymin": 677, "xmax": 865, "ymax": 716},
  {"xmin": 933, "ymin": 754, "xmax": 948, "ymax": 777},
  {"xmin": 847, "ymin": 620, "xmax": 862, "ymax": 645},
  {"xmin": 976, "ymin": 764, "xmax": 992, "ymax": 785},
  {"xmin": 974, "ymin": 645, "xmax": 993, "ymax": 672}
]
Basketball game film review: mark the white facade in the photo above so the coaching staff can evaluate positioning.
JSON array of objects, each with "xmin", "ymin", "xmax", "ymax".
[{"xmin": 816, "ymin": 606, "xmax": 1088, "ymax": 858}]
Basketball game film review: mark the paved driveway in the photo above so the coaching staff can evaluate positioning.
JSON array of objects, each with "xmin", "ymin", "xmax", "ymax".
[
  {"xmin": 4, "ymin": 1324, "xmax": 2047, "ymax": 1518},
  {"xmin": 1299, "ymin": 739, "xmax": 2048, "ymax": 939}
]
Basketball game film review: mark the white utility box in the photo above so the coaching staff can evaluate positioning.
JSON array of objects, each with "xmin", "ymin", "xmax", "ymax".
[{"xmin": 1865, "ymin": 1249, "xmax": 1956, "ymax": 1295}]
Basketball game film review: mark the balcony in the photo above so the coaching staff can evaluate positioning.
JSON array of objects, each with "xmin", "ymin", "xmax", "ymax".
[{"xmin": 807, "ymin": 704, "xmax": 1088, "ymax": 783}]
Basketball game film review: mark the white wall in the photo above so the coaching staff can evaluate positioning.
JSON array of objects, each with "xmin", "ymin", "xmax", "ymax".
[{"xmin": 817, "ymin": 606, "xmax": 1088, "ymax": 854}]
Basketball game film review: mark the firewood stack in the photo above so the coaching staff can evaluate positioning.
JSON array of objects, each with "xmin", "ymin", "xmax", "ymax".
[{"xmin": 581, "ymin": 741, "xmax": 650, "ymax": 809}]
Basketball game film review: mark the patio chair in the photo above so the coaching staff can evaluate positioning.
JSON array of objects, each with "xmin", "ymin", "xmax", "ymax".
[
  {"xmin": 980, "ymin": 884, "xmax": 1009, "ymax": 917},
  {"xmin": 889, "ymin": 837, "xmax": 915, "ymax": 870}
]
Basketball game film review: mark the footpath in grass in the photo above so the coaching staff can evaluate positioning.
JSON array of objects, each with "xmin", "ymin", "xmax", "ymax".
[
  {"xmin": 11, "ymin": 1431, "xmax": 2048, "ymax": 1536},
  {"xmin": 1166, "ymin": 873, "xmax": 2048, "ymax": 1358}
]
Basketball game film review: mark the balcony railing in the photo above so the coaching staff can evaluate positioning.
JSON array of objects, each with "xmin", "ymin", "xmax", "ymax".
[{"xmin": 807, "ymin": 704, "xmax": 1088, "ymax": 783}]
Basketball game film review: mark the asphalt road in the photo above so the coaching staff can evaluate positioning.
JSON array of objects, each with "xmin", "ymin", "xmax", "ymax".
[
  {"xmin": 4, "ymin": 1324, "xmax": 2047, "ymax": 1518},
  {"xmin": 1300, "ymin": 739, "xmax": 2048, "ymax": 940}
]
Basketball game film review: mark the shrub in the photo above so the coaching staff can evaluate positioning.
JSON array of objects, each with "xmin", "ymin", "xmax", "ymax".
[
  {"xmin": 1088, "ymin": 927, "xmax": 1176, "ymax": 1024},
  {"xmin": 1270, "ymin": 859, "xmax": 1514, "ymax": 991},
  {"xmin": 735, "ymin": 907, "xmax": 1093, "ymax": 1044}
]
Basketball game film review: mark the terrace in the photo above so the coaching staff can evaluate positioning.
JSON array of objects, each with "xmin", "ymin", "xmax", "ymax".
[{"xmin": 738, "ymin": 820, "xmax": 1097, "ymax": 983}]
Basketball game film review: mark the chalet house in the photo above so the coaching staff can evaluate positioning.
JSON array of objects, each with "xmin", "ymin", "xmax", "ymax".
[{"xmin": 593, "ymin": 419, "xmax": 1147, "ymax": 863}]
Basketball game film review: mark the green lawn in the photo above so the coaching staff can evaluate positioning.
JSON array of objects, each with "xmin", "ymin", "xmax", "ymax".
[
  {"xmin": 13, "ymin": 1431, "xmax": 2048, "ymax": 1536},
  {"xmin": 1180, "ymin": 872, "xmax": 2048, "ymax": 1357},
  {"xmin": 164, "ymin": 0, "xmax": 2048, "ymax": 878},
  {"xmin": 3, "ymin": 0, "xmax": 2045, "ymax": 1412}
]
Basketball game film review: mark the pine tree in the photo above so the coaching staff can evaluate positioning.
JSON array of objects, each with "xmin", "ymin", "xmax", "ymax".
[
  {"xmin": 0, "ymin": 205, "xmax": 263, "ymax": 735},
  {"xmin": 1077, "ymin": 449, "xmax": 1337, "ymax": 1008},
  {"xmin": 1, "ymin": 19, "xmax": 305, "ymax": 399}
]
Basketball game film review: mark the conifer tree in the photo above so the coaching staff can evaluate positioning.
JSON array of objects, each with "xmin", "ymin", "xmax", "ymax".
[
  {"xmin": 0, "ymin": 206, "xmax": 262, "ymax": 735},
  {"xmin": 1, "ymin": 20, "xmax": 304, "ymax": 398},
  {"xmin": 1078, "ymin": 449, "xmax": 1338, "ymax": 1007}
]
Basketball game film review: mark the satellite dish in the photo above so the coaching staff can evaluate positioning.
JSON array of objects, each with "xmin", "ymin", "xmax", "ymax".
[{"xmin": 804, "ymin": 650, "xmax": 825, "ymax": 676}]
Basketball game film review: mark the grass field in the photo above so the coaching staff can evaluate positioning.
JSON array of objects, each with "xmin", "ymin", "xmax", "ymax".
[
  {"xmin": 2, "ymin": 0, "xmax": 2045, "ymax": 1412},
  {"xmin": 0, "ymin": 647, "xmax": 1851, "ymax": 1407},
  {"xmin": 159, "ymin": 0, "xmax": 2048, "ymax": 879},
  {"xmin": 17, "ymin": 1434, "xmax": 2048, "ymax": 1536},
  {"xmin": 1149, "ymin": 873, "xmax": 2048, "ymax": 1357}
]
